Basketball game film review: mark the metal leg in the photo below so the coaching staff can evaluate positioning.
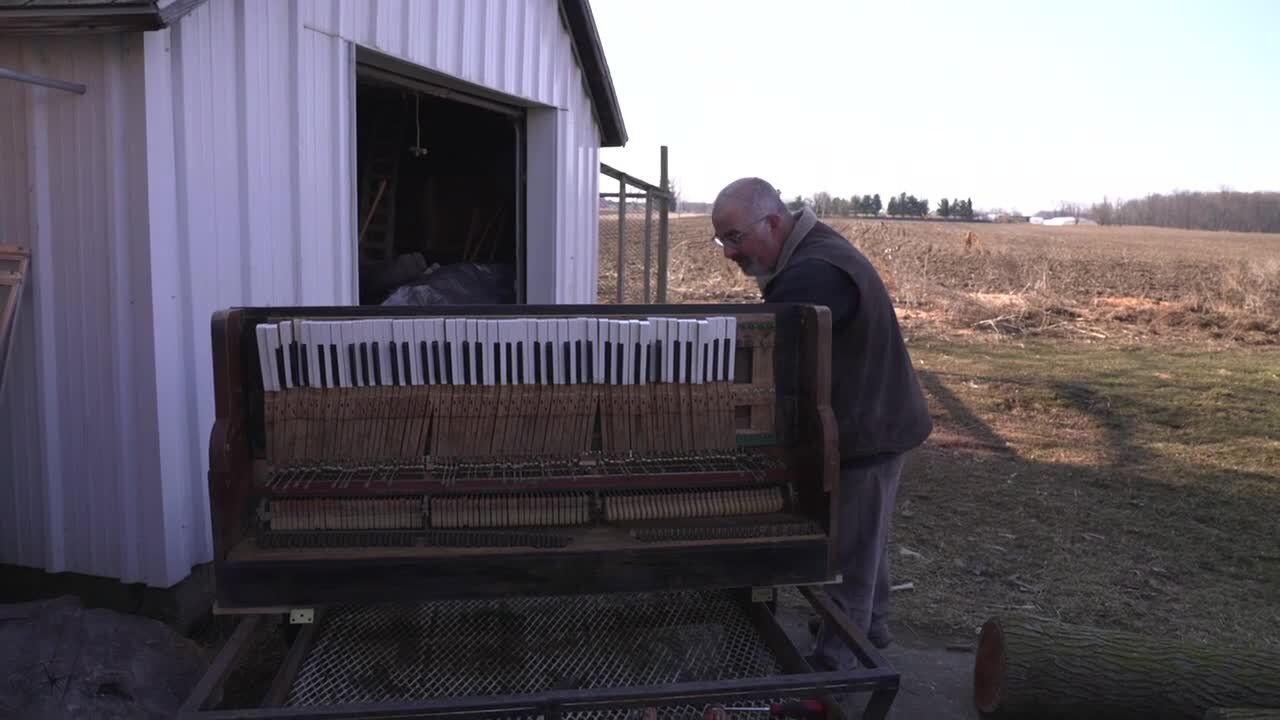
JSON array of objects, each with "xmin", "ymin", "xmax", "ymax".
[{"xmin": 861, "ymin": 685, "xmax": 900, "ymax": 720}]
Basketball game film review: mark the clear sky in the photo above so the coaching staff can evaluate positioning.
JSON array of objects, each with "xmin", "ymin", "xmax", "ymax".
[{"xmin": 591, "ymin": 0, "xmax": 1280, "ymax": 214}]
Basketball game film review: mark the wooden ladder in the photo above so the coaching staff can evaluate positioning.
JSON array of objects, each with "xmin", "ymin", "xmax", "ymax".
[
  {"xmin": 0, "ymin": 245, "xmax": 31, "ymax": 397},
  {"xmin": 358, "ymin": 110, "xmax": 404, "ymax": 271}
]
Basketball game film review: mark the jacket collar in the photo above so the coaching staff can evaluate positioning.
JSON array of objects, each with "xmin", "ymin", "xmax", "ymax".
[{"xmin": 757, "ymin": 207, "xmax": 818, "ymax": 291}]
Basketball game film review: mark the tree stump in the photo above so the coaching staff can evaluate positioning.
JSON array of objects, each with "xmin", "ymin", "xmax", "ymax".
[{"xmin": 974, "ymin": 617, "xmax": 1280, "ymax": 719}]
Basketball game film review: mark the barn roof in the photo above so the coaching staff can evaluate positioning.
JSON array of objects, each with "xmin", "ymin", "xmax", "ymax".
[{"xmin": 0, "ymin": 0, "xmax": 627, "ymax": 146}]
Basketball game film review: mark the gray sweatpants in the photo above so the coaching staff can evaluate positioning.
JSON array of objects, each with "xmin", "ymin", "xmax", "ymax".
[{"xmin": 813, "ymin": 452, "xmax": 905, "ymax": 670}]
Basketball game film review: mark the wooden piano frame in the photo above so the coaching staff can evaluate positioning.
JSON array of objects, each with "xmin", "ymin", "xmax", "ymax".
[{"xmin": 188, "ymin": 302, "xmax": 900, "ymax": 718}]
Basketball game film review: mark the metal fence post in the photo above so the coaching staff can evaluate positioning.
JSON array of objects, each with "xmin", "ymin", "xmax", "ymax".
[
  {"xmin": 617, "ymin": 177, "xmax": 626, "ymax": 304},
  {"xmin": 642, "ymin": 195, "xmax": 653, "ymax": 304},
  {"xmin": 657, "ymin": 146, "xmax": 670, "ymax": 303}
]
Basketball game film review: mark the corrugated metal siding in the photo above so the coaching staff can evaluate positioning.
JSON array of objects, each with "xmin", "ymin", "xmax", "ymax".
[
  {"xmin": 1, "ymin": 0, "xmax": 602, "ymax": 586},
  {"xmin": 138, "ymin": 0, "xmax": 355, "ymax": 583},
  {"xmin": 0, "ymin": 35, "xmax": 162, "ymax": 583}
]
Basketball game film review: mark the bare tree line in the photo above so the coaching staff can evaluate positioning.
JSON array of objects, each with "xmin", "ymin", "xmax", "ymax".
[{"xmin": 1089, "ymin": 190, "xmax": 1280, "ymax": 233}]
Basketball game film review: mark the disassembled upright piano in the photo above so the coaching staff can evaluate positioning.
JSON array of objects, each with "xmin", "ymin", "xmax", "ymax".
[{"xmin": 186, "ymin": 303, "xmax": 900, "ymax": 719}]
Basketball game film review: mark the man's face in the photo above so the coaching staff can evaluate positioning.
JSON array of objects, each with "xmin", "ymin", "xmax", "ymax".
[{"xmin": 711, "ymin": 203, "xmax": 781, "ymax": 277}]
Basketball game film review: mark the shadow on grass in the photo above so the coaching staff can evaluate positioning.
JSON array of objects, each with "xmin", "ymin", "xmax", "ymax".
[{"xmin": 892, "ymin": 353, "xmax": 1280, "ymax": 650}]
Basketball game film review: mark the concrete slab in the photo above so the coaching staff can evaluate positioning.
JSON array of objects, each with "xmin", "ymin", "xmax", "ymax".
[{"xmin": 775, "ymin": 592, "xmax": 978, "ymax": 720}]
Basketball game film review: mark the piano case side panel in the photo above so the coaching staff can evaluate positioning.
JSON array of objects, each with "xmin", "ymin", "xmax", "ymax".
[{"xmin": 209, "ymin": 310, "xmax": 256, "ymax": 565}]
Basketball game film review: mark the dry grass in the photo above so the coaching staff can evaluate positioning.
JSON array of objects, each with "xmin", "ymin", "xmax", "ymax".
[{"xmin": 600, "ymin": 215, "xmax": 1280, "ymax": 344}]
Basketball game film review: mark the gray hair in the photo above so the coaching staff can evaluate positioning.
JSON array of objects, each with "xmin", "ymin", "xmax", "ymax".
[{"xmin": 713, "ymin": 177, "xmax": 788, "ymax": 218}]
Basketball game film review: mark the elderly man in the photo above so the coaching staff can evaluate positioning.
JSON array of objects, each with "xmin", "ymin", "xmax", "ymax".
[{"xmin": 712, "ymin": 177, "xmax": 932, "ymax": 670}]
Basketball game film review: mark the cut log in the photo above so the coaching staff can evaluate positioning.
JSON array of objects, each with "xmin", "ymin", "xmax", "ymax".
[
  {"xmin": 1204, "ymin": 711, "xmax": 1280, "ymax": 720},
  {"xmin": 974, "ymin": 616, "xmax": 1280, "ymax": 719}
]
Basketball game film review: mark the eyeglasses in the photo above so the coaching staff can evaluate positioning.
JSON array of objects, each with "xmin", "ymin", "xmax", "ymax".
[{"xmin": 713, "ymin": 215, "xmax": 769, "ymax": 247}]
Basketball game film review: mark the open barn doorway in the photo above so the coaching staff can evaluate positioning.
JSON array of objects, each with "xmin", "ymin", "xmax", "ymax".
[{"xmin": 354, "ymin": 52, "xmax": 526, "ymax": 306}]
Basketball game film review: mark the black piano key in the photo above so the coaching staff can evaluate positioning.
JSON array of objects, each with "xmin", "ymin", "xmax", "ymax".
[
  {"xmin": 712, "ymin": 339, "xmax": 721, "ymax": 382},
  {"xmin": 462, "ymin": 341, "xmax": 472, "ymax": 385},
  {"xmin": 272, "ymin": 345, "xmax": 285, "ymax": 389},
  {"xmin": 401, "ymin": 342, "xmax": 412, "ymax": 385},
  {"xmin": 347, "ymin": 344, "xmax": 358, "ymax": 386},
  {"xmin": 359, "ymin": 342, "xmax": 370, "ymax": 386},
  {"xmin": 563, "ymin": 342, "xmax": 572, "ymax": 384},
  {"xmin": 329, "ymin": 345, "xmax": 339, "ymax": 387},
  {"xmin": 545, "ymin": 342, "xmax": 554, "ymax": 384},
  {"xmin": 533, "ymin": 341, "xmax": 542, "ymax": 383},
  {"xmin": 603, "ymin": 341, "xmax": 611, "ymax": 384},
  {"xmin": 516, "ymin": 342, "xmax": 525, "ymax": 384},
  {"xmin": 372, "ymin": 342, "xmax": 383, "ymax": 385},
  {"xmin": 317, "ymin": 345, "xmax": 328, "ymax": 388},
  {"xmin": 439, "ymin": 341, "xmax": 449, "ymax": 384},
  {"xmin": 654, "ymin": 341, "xmax": 663, "ymax": 382},
  {"xmin": 586, "ymin": 340, "xmax": 594, "ymax": 382},
  {"xmin": 389, "ymin": 342, "xmax": 400, "ymax": 385},
  {"xmin": 288, "ymin": 341, "xmax": 300, "ymax": 387},
  {"xmin": 576, "ymin": 338, "xmax": 586, "ymax": 384},
  {"xmin": 671, "ymin": 341, "xmax": 680, "ymax": 384},
  {"xmin": 615, "ymin": 343, "xmax": 624, "ymax": 384},
  {"xmin": 476, "ymin": 343, "xmax": 485, "ymax": 385},
  {"xmin": 633, "ymin": 343, "xmax": 642, "ymax": 384},
  {"xmin": 684, "ymin": 342, "xmax": 693, "ymax": 383},
  {"xmin": 504, "ymin": 343, "xmax": 513, "ymax": 384},
  {"xmin": 721, "ymin": 339, "xmax": 731, "ymax": 380},
  {"xmin": 420, "ymin": 341, "xmax": 430, "ymax": 384},
  {"xmin": 299, "ymin": 342, "xmax": 310, "ymax": 387}
]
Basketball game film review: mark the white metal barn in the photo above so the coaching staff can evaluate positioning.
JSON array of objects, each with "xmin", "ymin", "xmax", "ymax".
[{"xmin": 0, "ymin": 0, "xmax": 627, "ymax": 590}]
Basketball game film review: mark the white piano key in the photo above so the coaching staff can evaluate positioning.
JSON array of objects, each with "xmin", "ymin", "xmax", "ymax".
[
  {"xmin": 257, "ymin": 324, "xmax": 278, "ymax": 392},
  {"xmin": 300, "ymin": 321, "xmax": 318, "ymax": 388},
  {"xmin": 277, "ymin": 320, "xmax": 295, "ymax": 388},
  {"xmin": 427, "ymin": 319, "xmax": 443, "ymax": 384},
  {"xmin": 638, "ymin": 320, "xmax": 652, "ymax": 385},
  {"xmin": 463, "ymin": 319, "xmax": 477, "ymax": 385},
  {"xmin": 296, "ymin": 320, "xmax": 310, "ymax": 387},
  {"xmin": 537, "ymin": 319, "xmax": 552, "ymax": 384},
  {"xmin": 716, "ymin": 315, "xmax": 727, "ymax": 381},
  {"xmin": 517, "ymin": 317, "xmax": 532, "ymax": 384},
  {"xmin": 308, "ymin": 321, "xmax": 324, "ymax": 388},
  {"xmin": 555, "ymin": 319, "xmax": 569, "ymax": 385},
  {"xmin": 347, "ymin": 320, "xmax": 362, "ymax": 387},
  {"xmin": 333, "ymin": 322, "xmax": 347, "ymax": 387},
  {"xmin": 591, "ymin": 319, "xmax": 603, "ymax": 384},
  {"xmin": 321, "ymin": 321, "xmax": 338, "ymax": 388},
  {"xmin": 488, "ymin": 320, "xmax": 504, "ymax": 386},
  {"xmin": 628, "ymin": 320, "xmax": 642, "ymax": 385},
  {"xmin": 376, "ymin": 319, "xmax": 393, "ymax": 386},
  {"xmin": 725, "ymin": 316, "xmax": 737, "ymax": 382},
  {"xmin": 655, "ymin": 318, "xmax": 670, "ymax": 383},
  {"xmin": 481, "ymin": 319, "xmax": 495, "ymax": 386},
  {"xmin": 695, "ymin": 319, "xmax": 710, "ymax": 384},
  {"xmin": 392, "ymin": 319, "xmax": 411, "ymax": 385},
  {"xmin": 450, "ymin": 317, "xmax": 465, "ymax": 384},
  {"xmin": 680, "ymin": 319, "xmax": 697, "ymax": 383},
  {"xmin": 353, "ymin": 319, "xmax": 368, "ymax": 386},
  {"xmin": 407, "ymin": 319, "xmax": 423, "ymax": 385},
  {"xmin": 575, "ymin": 318, "xmax": 590, "ymax": 384}
]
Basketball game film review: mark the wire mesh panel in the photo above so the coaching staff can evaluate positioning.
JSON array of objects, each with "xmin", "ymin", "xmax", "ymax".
[{"xmin": 286, "ymin": 589, "xmax": 783, "ymax": 712}]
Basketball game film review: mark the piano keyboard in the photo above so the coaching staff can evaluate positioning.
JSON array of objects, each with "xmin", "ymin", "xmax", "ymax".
[
  {"xmin": 252, "ymin": 316, "xmax": 746, "ymax": 461},
  {"xmin": 254, "ymin": 317, "xmax": 738, "ymax": 391}
]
